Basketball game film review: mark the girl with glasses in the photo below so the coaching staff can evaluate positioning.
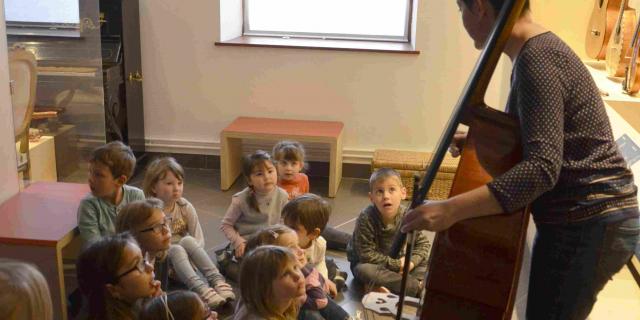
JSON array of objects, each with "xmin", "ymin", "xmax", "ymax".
[
  {"xmin": 76, "ymin": 233, "xmax": 162, "ymax": 320},
  {"xmin": 116, "ymin": 198, "xmax": 173, "ymax": 293}
]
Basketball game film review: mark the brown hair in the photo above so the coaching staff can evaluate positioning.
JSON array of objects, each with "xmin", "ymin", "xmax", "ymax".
[
  {"xmin": 240, "ymin": 245, "xmax": 299, "ymax": 320},
  {"xmin": 369, "ymin": 168, "xmax": 404, "ymax": 191},
  {"xmin": 242, "ymin": 150, "xmax": 275, "ymax": 212},
  {"xmin": 272, "ymin": 140, "xmax": 307, "ymax": 170},
  {"xmin": 282, "ymin": 193, "xmax": 331, "ymax": 233},
  {"xmin": 139, "ymin": 291, "xmax": 202, "ymax": 320},
  {"xmin": 115, "ymin": 198, "xmax": 165, "ymax": 234},
  {"xmin": 245, "ymin": 224, "xmax": 295, "ymax": 253},
  {"xmin": 142, "ymin": 157, "xmax": 185, "ymax": 198},
  {"xmin": 90, "ymin": 141, "xmax": 136, "ymax": 181},
  {"xmin": 76, "ymin": 233, "xmax": 138, "ymax": 320},
  {"xmin": 0, "ymin": 259, "xmax": 53, "ymax": 320}
]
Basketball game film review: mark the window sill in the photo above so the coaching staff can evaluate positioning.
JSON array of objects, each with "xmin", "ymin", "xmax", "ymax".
[{"xmin": 215, "ymin": 36, "xmax": 419, "ymax": 54}]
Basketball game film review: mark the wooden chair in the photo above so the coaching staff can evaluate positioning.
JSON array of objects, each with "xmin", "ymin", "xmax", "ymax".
[{"xmin": 9, "ymin": 46, "xmax": 38, "ymax": 181}]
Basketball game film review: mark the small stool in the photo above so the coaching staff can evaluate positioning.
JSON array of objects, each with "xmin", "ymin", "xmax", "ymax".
[{"xmin": 372, "ymin": 149, "xmax": 459, "ymax": 200}]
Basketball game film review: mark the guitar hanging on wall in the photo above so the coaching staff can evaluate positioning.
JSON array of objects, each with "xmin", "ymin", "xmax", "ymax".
[
  {"xmin": 605, "ymin": 0, "xmax": 636, "ymax": 77},
  {"xmin": 586, "ymin": 0, "xmax": 624, "ymax": 60},
  {"xmin": 623, "ymin": 13, "xmax": 640, "ymax": 94}
]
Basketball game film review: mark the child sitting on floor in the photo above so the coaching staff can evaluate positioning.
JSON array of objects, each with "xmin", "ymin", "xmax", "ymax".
[
  {"xmin": 347, "ymin": 168, "xmax": 431, "ymax": 297},
  {"xmin": 234, "ymin": 245, "xmax": 305, "ymax": 320},
  {"xmin": 76, "ymin": 233, "xmax": 162, "ymax": 320},
  {"xmin": 77, "ymin": 141, "xmax": 145, "ymax": 244},
  {"xmin": 115, "ymin": 199, "xmax": 172, "ymax": 293},
  {"xmin": 282, "ymin": 193, "xmax": 349, "ymax": 292},
  {"xmin": 246, "ymin": 225, "xmax": 350, "ymax": 320},
  {"xmin": 272, "ymin": 140, "xmax": 352, "ymax": 252},
  {"xmin": 143, "ymin": 157, "xmax": 234, "ymax": 308},
  {"xmin": 218, "ymin": 150, "xmax": 289, "ymax": 282}
]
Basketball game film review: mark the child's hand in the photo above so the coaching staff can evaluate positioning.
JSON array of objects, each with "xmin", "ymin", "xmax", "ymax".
[
  {"xmin": 398, "ymin": 258, "xmax": 415, "ymax": 274},
  {"xmin": 326, "ymin": 279, "xmax": 338, "ymax": 298},
  {"xmin": 235, "ymin": 242, "xmax": 246, "ymax": 258},
  {"xmin": 150, "ymin": 280, "xmax": 163, "ymax": 297}
]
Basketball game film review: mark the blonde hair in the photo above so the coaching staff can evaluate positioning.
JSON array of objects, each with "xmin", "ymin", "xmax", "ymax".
[
  {"xmin": 0, "ymin": 259, "xmax": 53, "ymax": 320},
  {"xmin": 245, "ymin": 224, "xmax": 295, "ymax": 253},
  {"xmin": 90, "ymin": 141, "xmax": 136, "ymax": 181},
  {"xmin": 142, "ymin": 157, "xmax": 185, "ymax": 198},
  {"xmin": 369, "ymin": 167, "xmax": 404, "ymax": 191},
  {"xmin": 240, "ymin": 246, "xmax": 299, "ymax": 320}
]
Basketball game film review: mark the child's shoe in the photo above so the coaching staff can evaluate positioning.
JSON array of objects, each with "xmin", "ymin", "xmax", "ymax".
[
  {"xmin": 334, "ymin": 271, "xmax": 348, "ymax": 291},
  {"xmin": 201, "ymin": 288, "xmax": 226, "ymax": 309},
  {"xmin": 213, "ymin": 281, "xmax": 236, "ymax": 302}
]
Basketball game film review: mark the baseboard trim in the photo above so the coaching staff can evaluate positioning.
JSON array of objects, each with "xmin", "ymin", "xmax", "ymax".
[{"xmin": 144, "ymin": 138, "xmax": 374, "ymax": 164}]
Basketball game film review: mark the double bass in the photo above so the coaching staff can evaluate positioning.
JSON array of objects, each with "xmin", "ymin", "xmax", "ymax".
[{"xmin": 362, "ymin": 0, "xmax": 531, "ymax": 319}]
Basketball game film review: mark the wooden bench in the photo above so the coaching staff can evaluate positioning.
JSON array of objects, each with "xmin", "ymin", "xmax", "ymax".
[
  {"xmin": 220, "ymin": 117, "xmax": 344, "ymax": 197},
  {"xmin": 0, "ymin": 182, "xmax": 89, "ymax": 320}
]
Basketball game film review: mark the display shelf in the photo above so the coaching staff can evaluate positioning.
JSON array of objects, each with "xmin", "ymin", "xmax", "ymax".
[{"xmin": 585, "ymin": 60, "xmax": 640, "ymax": 133}]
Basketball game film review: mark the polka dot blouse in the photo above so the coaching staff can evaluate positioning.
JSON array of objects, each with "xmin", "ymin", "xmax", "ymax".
[{"xmin": 486, "ymin": 32, "xmax": 638, "ymax": 223}]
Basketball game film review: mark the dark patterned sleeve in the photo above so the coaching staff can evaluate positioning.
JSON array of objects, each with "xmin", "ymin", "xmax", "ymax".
[{"xmin": 486, "ymin": 48, "xmax": 566, "ymax": 212}]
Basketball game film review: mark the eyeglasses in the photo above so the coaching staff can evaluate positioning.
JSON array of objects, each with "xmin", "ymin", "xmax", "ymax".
[
  {"xmin": 139, "ymin": 217, "xmax": 172, "ymax": 234},
  {"xmin": 113, "ymin": 258, "xmax": 149, "ymax": 283}
]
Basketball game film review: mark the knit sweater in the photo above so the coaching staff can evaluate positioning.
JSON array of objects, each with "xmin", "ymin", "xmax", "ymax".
[
  {"xmin": 220, "ymin": 187, "xmax": 289, "ymax": 249},
  {"xmin": 347, "ymin": 204, "xmax": 431, "ymax": 272}
]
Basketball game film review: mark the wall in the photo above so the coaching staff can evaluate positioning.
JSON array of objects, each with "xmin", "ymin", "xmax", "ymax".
[
  {"xmin": 0, "ymin": 0, "xmax": 19, "ymax": 203},
  {"xmin": 139, "ymin": 0, "xmax": 509, "ymax": 163}
]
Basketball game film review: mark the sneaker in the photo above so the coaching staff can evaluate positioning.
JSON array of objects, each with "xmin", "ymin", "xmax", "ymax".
[
  {"xmin": 214, "ymin": 281, "xmax": 236, "ymax": 302},
  {"xmin": 334, "ymin": 271, "xmax": 348, "ymax": 291},
  {"xmin": 201, "ymin": 288, "xmax": 226, "ymax": 309}
]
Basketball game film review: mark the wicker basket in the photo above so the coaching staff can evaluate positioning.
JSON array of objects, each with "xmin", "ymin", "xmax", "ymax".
[{"xmin": 372, "ymin": 149, "xmax": 459, "ymax": 200}]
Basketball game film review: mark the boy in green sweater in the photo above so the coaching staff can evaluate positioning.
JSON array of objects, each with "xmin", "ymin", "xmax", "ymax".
[
  {"xmin": 77, "ymin": 141, "xmax": 145, "ymax": 244},
  {"xmin": 347, "ymin": 168, "xmax": 431, "ymax": 297}
]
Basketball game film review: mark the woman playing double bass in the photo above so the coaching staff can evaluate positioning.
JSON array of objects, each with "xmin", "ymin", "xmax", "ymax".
[{"xmin": 402, "ymin": 1, "xmax": 640, "ymax": 319}]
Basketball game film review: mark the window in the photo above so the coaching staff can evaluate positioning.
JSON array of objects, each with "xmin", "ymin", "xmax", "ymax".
[
  {"xmin": 243, "ymin": 0, "xmax": 413, "ymax": 42},
  {"xmin": 5, "ymin": 0, "xmax": 81, "ymax": 37}
]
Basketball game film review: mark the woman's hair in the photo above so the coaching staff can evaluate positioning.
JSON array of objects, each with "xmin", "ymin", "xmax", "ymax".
[
  {"xmin": 76, "ymin": 233, "xmax": 138, "ymax": 320},
  {"xmin": 139, "ymin": 290, "xmax": 202, "ymax": 320},
  {"xmin": 245, "ymin": 224, "xmax": 295, "ymax": 253},
  {"xmin": 240, "ymin": 245, "xmax": 299, "ymax": 319},
  {"xmin": 0, "ymin": 259, "xmax": 53, "ymax": 320},
  {"xmin": 242, "ymin": 150, "xmax": 275, "ymax": 212},
  {"xmin": 142, "ymin": 157, "xmax": 185, "ymax": 198},
  {"xmin": 115, "ymin": 198, "xmax": 165, "ymax": 233},
  {"xmin": 272, "ymin": 140, "xmax": 307, "ymax": 169},
  {"xmin": 462, "ymin": 0, "xmax": 530, "ymax": 14}
]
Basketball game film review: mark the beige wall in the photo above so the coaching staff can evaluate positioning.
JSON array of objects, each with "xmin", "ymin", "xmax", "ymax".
[
  {"xmin": 139, "ymin": 0, "xmax": 510, "ymax": 162},
  {"xmin": 0, "ymin": 0, "xmax": 19, "ymax": 203},
  {"xmin": 138, "ymin": 0, "xmax": 593, "ymax": 162}
]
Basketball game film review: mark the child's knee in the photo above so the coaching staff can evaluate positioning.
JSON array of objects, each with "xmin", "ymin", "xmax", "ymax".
[
  {"xmin": 168, "ymin": 243, "xmax": 187, "ymax": 258},
  {"xmin": 178, "ymin": 235, "xmax": 198, "ymax": 249}
]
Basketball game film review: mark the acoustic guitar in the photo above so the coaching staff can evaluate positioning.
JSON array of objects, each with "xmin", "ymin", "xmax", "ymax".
[
  {"xmin": 605, "ymin": 0, "xmax": 636, "ymax": 77},
  {"xmin": 623, "ymin": 14, "xmax": 640, "ymax": 94},
  {"xmin": 586, "ymin": 0, "xmax": 624, "ymax": 60}
]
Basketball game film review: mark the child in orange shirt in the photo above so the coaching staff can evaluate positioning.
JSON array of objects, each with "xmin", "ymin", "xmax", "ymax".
[{"xmin": 273, "ymin": 141, "xmax": 351, "ymax": 252}]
